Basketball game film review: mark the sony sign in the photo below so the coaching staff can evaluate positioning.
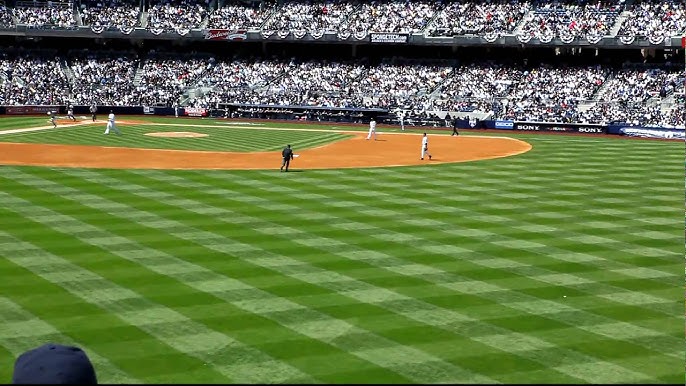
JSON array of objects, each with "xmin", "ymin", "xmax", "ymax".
[
  {"xmin": 577, "ymin": 127, "xmax": 604, "ymax": 134},
  {"xmin": 517, "ymin": 124, "xmax": 539, "ymax": 131}
]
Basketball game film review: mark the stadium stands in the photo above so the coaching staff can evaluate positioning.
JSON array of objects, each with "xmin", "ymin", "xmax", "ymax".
[
  {"xmin": 146, "ymin": 0, "xmax": 208, "ymax": 31},
  {"xmin": 261, "ymin": 0, "xmax": 355, "ymax": 34},
  {"xmin": 428, "ymin": 0, "xmax": 530, "ymax": 36},
  {"xmin": 207, "ymin": 1, "xmax": 275, "ymax": 30},
  {"xmin": 0, "ymin": 52, "xmax": 71, "ymax": 105},
  {"xmin": 0, "ymin": 4, "xmax": 13, "ymax": 27},
  {"xmin": 13, "ymin": 1, "xmax": 76, "ymax": 27},
  {"xmin": 68, "ymin": 52, "xmax": 140, "ymax": 105},
  {"xmin": 80, "ymin": 0, "xmax": 141, "ymax": 28},
  {"xmin": 0, "ymin": 49, "xmax": 681, "ymax": 127},
  {"xmin": 618, "ymin": 0, "xmax": 686, "ymax": 38}
]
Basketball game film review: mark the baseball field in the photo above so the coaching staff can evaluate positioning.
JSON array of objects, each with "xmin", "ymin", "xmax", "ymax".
[{"xmin": 0, "ymin": 116, "xmax": 681, "ymax": 383}]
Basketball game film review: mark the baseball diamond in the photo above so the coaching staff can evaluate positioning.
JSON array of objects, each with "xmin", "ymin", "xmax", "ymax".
[{"xmin": 0, "ymin": 115, "xmax": 682, "ymax": 383}]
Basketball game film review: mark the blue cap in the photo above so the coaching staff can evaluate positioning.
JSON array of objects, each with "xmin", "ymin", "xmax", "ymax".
[{"xmin": 12, "ymin": 343, "xmax": 97, "ymax": 384}]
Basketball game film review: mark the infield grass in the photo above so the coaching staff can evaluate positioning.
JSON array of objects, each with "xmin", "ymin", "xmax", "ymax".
[{"xmin": 0, "ymin": 117, "xmax": 682, "ymax": 383}]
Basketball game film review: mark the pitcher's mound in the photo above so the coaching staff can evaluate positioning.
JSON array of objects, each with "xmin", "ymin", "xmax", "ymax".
[{"xmin": 145, "ymin": 131, "xmax": 208, "ymax": 138}]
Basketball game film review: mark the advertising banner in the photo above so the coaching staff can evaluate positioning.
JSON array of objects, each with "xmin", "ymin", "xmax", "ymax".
[
  {"xmin": 619, "ymin": 126, "xmax": 685, "ymax": 140},
  {"xmin": 143, "ymin": 106, "xmax": 155, "ymax": 115},
  {"xmin": 5, "ymin": 105, "xmax": 59, "ymax": 115},
  {"xmin": 204, "ymin": 29, "xmax": 248, "ymax": 41},
  {"xmin": 183, "ymin": 107, "xmax": 208, "ymax": 117},
  {"xmin": 370, "ymin": 33, "xmax": 409, "ymax": 44},
  {"xmin": 494, "ymin": 120, "xmax": 514, "ymax": 129},
  {"xmin": 514, "ymin": 122, "xmax": 606, "ymax": 134}
]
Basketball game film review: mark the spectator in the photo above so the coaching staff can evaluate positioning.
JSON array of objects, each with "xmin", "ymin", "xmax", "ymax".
[{"xmin": 12, "ymin": 343, "xmax": 98, "ymax": 384}]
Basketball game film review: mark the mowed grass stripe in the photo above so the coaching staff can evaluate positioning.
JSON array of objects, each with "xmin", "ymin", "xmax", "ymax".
[
  {"xmin": 9, "ymin": 168, "xmax": 499, "ymax": 384},
  {"xmin": 0, "ymin": 123, "xmax": 352, "ymax": 152},
  {"xmin": 153, "ymin": 169, "xmax": 681, "ymax": 377},
  {"xmin": 0, "ymin": 295, "xmax": 141, "ymax": 384},
  {"xmin": 0, "ymin": 172, "xmax": 480, "ymax": 384},
  {"xmin": 0, "ymin": 196, "xmax": 326, "ymax": 384},
  {"xmin": 0, "ymin": 227, "xmax": 247, "ymax": 384},
  {"xmin": 52, "ymin": 169, "xmax": 575, "ymax": 382},
  {"xmin": 213, "ymin": 170, "xmax": 680, "ymax": 309},
  {"xmin": 292, "ymin": 171, "xmax": 678, "ymax": 280},
  {"xmin": 64, "ymin": 168, "xmax": 663, "ymax": 383},
  {"xmin": 0, "ymin": 117, "xmax": 59, "ymax": 131}
]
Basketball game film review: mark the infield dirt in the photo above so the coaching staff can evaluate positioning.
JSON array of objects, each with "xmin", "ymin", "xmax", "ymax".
[{"xmin": 0, "ymin": 130, "xmax": 531, "ymax": 170}]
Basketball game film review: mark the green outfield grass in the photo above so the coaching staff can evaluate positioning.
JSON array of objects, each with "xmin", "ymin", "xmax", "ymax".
[{"xmin": 0, "ymin": 118, "xmax": 682, "ymax": 383}]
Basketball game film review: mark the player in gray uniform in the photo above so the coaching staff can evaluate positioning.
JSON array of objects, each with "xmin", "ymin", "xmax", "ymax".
[{"xmin": 67, "ymin": 104, "xmax": 76, "ymax": 121}]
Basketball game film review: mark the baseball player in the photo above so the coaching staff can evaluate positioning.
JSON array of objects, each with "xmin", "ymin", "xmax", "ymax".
[
  {"xmin": 366, "ymin": 118, "xmax": 377, "ymax": 140},
  {"xmin": 280, "ymin": 144, "xmax": 294, "ymax": 172},
  {"xmin": 67, "ymin": 104, "xmax": 76, "ymax": 121},
  {"xmin": 421, "ymin": 133, "xmax": 432, "ymax": 160},
  {"xmin": 398, "ymin": 110, "xmax": 405, "ymax": 131},
  {"xmin": 90, "ymin": 104, "xmax": 97, "ymax": 122},
  {"xmin": 47, "ymin": 111, "xmax": 56, "ymax": 128},
  {"xmin": 104, "ymin": 110, "xmax": 121, "ymax": 135}
]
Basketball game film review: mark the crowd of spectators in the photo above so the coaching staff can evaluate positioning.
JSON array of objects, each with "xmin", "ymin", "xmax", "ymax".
[
  {"xmin": 345, "ymin": 61, "xmax": 453, "ymax": 108},
  {"xmin": 428, "ymin": 0, "xmax": 530, "ymax": 36},
  {"xmin": 519, "ymin": 0, "xmax": 621, "ymax": 39},
  {"xmin": 68, "ymin": 53, "xmax": 139, "ymax": 105},
  {"xmin": 260, "ymin": 59, "xmax": 366, "ymax": 106},
  {"xmin": 430, "ymin": 63, "xmax": 521, "ymax": 112},
  {"xmin": 618, "ymin": 0, "xmax": 686, "ymax": 37},
  {"xmin": 131, "ymin": 56, "xmax": 210, "ymax": 106},
  {"xmin": 207, "ymin": 1, "xmax": 275, "ymax": 30},
  {"xmin": 344, "ymin": 0, "xmax": 436, "ymax": 33},
  {"xmin": 13, "ymin": 3, "xmax": 76, "ymax": 27},
  {"xmin": 0, "ymin": 5, "xmax": 13, "ymax": 27},
  {"xmin": 80, "ymin": 0, "xmax": 140, "ymax": 28},
  {"xmin": 0, "ymin": 53, "xmax": 71, "ymax": 105},
  {"xmin": 189, "ymin": 57, "xmax": 290, "ymax": 107},
  {"xmin": 499, "ymin": 65, "xmax": 608, "ymax": 122},
  {"xmin": 0, "ymin": 50, "xmax": 681, "ymax": 127},
  {"xmin": 261, "ymin": 0, "xmax": 355, "ymax": 33},
  {"xmin": 146, "ymin": 0, "xmax": 208, "ymax": 31},
  {"xmin": 579, "ymin": 67, "xmax": 684, "ymax": 125}
]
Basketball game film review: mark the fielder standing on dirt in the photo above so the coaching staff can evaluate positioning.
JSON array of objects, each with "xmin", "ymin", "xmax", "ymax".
[
  {"xmin": 366, "ymin": 118, "xmax": 377, "ymax": 140},
  {"xmin": 90, "ymin": 104, "xmax": 97, "ymax": 122},
  {"xmin": 280, "ymin": 144, "xmax": 294, "ymax": 172},
  {"xmin": 421, "ymin": 133, "xmax": 432, "ymax": 160}
]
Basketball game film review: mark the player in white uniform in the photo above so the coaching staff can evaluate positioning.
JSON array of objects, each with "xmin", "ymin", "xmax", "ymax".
[
  {"xmin": 421, "ymin": 133, "xmax": 432, "ymax": 160},
  {"xmin": 104, "ymin": 110, "xmax": 121, "ymax": 135},
  {"xmin": 67, "ymin": 104, "xmax": 76, "ymax": 121},
  {"xmin": 366, "ymin": 118, "xmax": 377, "ymax": 140},
  {"xmin": 398, "ymin": 110, "xmax": 405, "ymax": 131}
]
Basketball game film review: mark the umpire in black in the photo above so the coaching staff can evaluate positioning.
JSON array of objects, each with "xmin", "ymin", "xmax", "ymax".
[
  {"xmin": 280, "ymin": 144, "xmax": 294, "ymax": 172},
  {"xmin": 451, "ymin": 117, "xmax": 459, "ymax": 136}
]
